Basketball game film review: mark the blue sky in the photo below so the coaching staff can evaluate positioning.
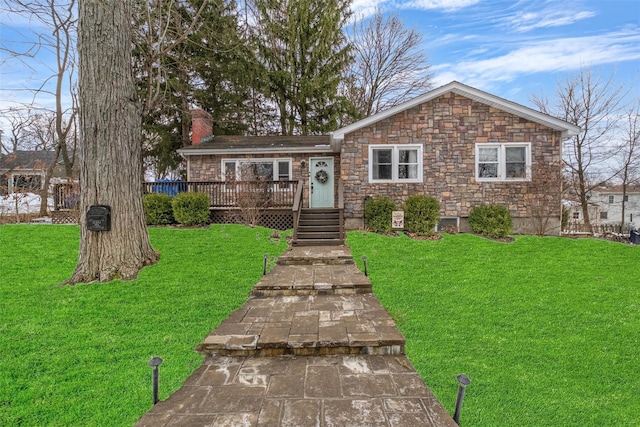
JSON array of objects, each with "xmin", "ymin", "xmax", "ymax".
[
  {"xmin": 366, "ymin": 0, "xmax": 640, "ymax": 106},
  {"xmin": 1, "ymin": 0, "xmax": 639, "ymax": 137}
]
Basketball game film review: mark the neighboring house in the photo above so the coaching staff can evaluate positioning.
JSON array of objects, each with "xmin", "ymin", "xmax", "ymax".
[
  {"xmin": 590, "ymin": 185, "xmax": 640, "ymax": 229},
  {"xmin": 179, "ymin": 81, "xmax": 580, "ymax": 235},
  {"xmin": 563, "ymin": 199, "xmax": 602, "ymax": 231},
  {"xmin": 0, "ymin": 151, "xmax": 59, "ymax": 195}
]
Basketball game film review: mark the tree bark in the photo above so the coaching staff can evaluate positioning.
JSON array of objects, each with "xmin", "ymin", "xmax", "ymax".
[{"xmin": 67, "ymin": 0, "xmax": 158, "ymax": 284}]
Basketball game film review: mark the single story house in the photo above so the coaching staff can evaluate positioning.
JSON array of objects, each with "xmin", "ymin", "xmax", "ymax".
[
  {"xmin": 178, "ymin": 81, "xmax": 581, "ymax": 236},
  {"xmin": 0, "ymin": 150, "xmax": 59, "ymax": 195}
]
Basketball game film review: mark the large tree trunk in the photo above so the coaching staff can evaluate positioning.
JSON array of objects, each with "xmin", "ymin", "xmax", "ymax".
[{"xmin": 67, "ymin": 0, "xmax": 158, "ymax": 284}]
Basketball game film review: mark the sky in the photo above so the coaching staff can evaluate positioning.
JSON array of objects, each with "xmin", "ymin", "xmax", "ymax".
[
  {"xmin": 0, "ymin": 0, "xmax": 639, "ymax": 139},
  {"xmin": 370, "ymin": 0, "xmax": 640, "ymax": 106}
]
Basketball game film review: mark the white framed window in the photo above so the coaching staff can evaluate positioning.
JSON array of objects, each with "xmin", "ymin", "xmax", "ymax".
[
  {"xmin": 222, "ymin": 159, "xmax": 292, "ymax": 181},
  {"xmin": 369, "ymin": 144, "xmax": 422, "ymax": 183},
  {"xmin": 475, "ymin": 143, "xmax": 531, "ymax": 182}
]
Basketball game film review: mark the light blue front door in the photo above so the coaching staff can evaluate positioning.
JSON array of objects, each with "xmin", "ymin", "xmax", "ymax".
[{"xmin": 310, "ymin": 157, "xmax": 334, "ymax": 208}]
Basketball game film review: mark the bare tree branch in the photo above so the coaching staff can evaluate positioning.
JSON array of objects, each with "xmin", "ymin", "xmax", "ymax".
[{"xmin": 531, "ymin": 67, "xmax": 627, "ymax": 232}]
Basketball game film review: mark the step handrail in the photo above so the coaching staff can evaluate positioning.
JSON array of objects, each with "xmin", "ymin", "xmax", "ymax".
[
  {"xmin": 338, "ymin": 178, "xmax": 345, "ymax": 241},
  {"xmin": 292, "ymin": 180, "xmax": 304, "ymax": 242}
]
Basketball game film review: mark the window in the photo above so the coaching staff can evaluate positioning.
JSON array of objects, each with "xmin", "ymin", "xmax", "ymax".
[
  {"xmin": 624, "ymin": 195, "xmax": 629, "ymax": 202},
  {"xmin": 609, "ymin": 195, "xmax": 615, "ymax": 203},
  {"xmin": 222, "ymin": 159, "xmax": 291, "ymax": 181},
  {"xmin": 12, "ymin": 174, "xmax": 44, "ymax": 191},
  {"xmin": 369, "ymin": 145, "xmax": 422, "ymax": 183},
  {"xmin": 476, "ymin": 143, "xmax": 530, "ymax": 181},
  {"xmin": 573, "ymin": 212, "xmax": 580, "ymax": 220},
  {"xmin": 600, "ymin": 211, "xmax": 608, "ymax": 220}
]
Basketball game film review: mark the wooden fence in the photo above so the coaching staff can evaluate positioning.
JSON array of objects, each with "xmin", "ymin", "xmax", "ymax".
[{"xmin": 563, "ymin": 221, "xmax": 632, "ymax": 235}]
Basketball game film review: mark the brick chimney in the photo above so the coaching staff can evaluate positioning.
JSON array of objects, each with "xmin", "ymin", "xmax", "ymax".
[{"xmin": 191, "ymin": 109, "xmax": 212, "ymax": 145}]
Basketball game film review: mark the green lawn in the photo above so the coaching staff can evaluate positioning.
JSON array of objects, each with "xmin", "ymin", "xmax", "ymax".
[
  {"xmin": 1, "ymin": 226, "xmax": 638, "ymax": 426},
  {"xmin": 0, "ymin": 225, "xmax": 288, "ymax": 426},
  {"xmin": 347, "ymin": 232, "xmax": 640, "ymax": 426}
]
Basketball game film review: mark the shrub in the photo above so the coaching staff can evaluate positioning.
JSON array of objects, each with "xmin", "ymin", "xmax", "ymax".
[
  {"xmin": 468, "ymin": 204, "xmax": 513, "ymax": 238},
  {"xmin": 364, "ymin": 196, "xmax": 396, "ymax": 233},
  {"xmin": 143, "ymin": 193, "xmax": 174, "ymax": 225},
  {"xmin": 172, "ymin": 192, "xmax": 210, "ymax": 226},
  {"xmin": 404, "ymin": 195, "xmax": 440, "ymax": 236}
]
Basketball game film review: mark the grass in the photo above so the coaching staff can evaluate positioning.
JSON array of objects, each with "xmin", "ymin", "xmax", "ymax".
[
  {"xmin": 347, "ymin": 232, "xmax": 640, "ymax": 426},
  {"xmin": 0, "ymin": 224, "xmax": 289, "ymax": 426},
  {"xmin": 1, "ymin": 226, "xmax": 638, "ymax": 426}
]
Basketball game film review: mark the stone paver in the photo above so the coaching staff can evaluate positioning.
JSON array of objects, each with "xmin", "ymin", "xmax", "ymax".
[
  {"xmin": 135, "ymin": 355, "xmax": 455, "ymax": 427},
  {"xmin": 135, "ymin": 245, "xmax": 457, "ymax": 427},
  {"xmin": 197, "ymin": 294, "xmax": 405, "ymax": 356}
]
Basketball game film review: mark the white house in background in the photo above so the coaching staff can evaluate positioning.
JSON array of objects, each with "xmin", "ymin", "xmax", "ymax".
[
  {"xmin": 564, "ymin": 185, "xmax": 640, "ymax": 231},
  {"xmin": 563, "ymin": 199, "xmax": 601, "ymax": 229},
  {"xmin": 591, "ymin": 185, "xmax": 640, "ymax": 229}
]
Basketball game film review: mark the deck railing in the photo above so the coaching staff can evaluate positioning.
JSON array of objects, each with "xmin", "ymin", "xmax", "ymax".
[
  {"xmin": 142, "ymin": 180, "xmax": 299, "ymax": 208},
  {"xmin": 53, "ymin": 181, "xmax": 300, "ymax": 210}
]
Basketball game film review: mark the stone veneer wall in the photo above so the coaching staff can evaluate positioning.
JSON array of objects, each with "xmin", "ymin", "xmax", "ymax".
[{"xmin": 340, "ymin": 92, "xmax": 564, "ymax": 234}]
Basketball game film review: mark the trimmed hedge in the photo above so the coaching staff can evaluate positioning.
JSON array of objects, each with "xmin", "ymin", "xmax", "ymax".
[
  {"xmin": 143, "ymin": 193, "xmax": 174, "ymax": 225},
  {"xmin": 364, "ymin": 196, "xmax": 396, "ymax": 233},
  {"xmin": 468, "ymin": 204, "xmax": 513, "ymax": 238},
  {"xmin": 404, "ymin": 195, "xmax": 440, "ymax": 236},
  {"xmin": 172, "ymin": 192, "xmax": 210, "ymax": 226}
]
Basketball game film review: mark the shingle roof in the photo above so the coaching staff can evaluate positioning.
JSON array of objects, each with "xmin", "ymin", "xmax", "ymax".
[
  {"xmin": 0, "ymin": 151, "xmax": 57, "ymax": 171},
  {"xmin": 178, "ymin": 135, "xmax": 337, "ymax": 156}
]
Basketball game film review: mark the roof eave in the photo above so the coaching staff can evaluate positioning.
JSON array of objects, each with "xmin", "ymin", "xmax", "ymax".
[{"xmin": 177, "ymin": 145, "xmax": 336, "ymax": 157}]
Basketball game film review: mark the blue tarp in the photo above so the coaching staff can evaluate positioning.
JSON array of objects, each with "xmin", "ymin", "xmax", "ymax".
[{"xmin": 151, "ymin": 179, "xmax": 186, "ymax": 196}]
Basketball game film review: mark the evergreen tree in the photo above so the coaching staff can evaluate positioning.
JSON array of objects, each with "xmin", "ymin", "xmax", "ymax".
[{"xmin": 252, "ymin": 0, "xmax": 353, "ymax": 135}]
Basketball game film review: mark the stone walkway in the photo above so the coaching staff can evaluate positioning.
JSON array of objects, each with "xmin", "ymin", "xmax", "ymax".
[{"xmin": 135, "ymin": 246, "xmax": 457, "ymax": 427}]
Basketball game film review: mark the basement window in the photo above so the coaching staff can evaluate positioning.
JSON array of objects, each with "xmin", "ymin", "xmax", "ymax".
[{"xmin": 437, "ymin": 217, "xmax": 459, "ymax": 233}]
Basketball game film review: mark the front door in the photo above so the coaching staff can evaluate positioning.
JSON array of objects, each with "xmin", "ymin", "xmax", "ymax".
[{"xmin": 310, "ymin": 157, "xmax": 334, "ymax": 208}]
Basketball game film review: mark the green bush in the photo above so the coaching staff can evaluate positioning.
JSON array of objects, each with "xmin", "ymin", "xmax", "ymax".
[
  {"xmin": 172, "ymin": 192, "xmax": 210, "ymax": 226},
  {"xmin": 143, "ymin": 193, "xmax": 174, "ymax": 225},
  {"xmin": 404, "ymin": 195, "xmax": 440, "ymax": 236},
  {"xmin": 364, "ymin": 196, "xmax": 396, "ymax": 233},
  {"xmin": 468, "ymin": 204, "xmax": 513, "ymax": 238}
]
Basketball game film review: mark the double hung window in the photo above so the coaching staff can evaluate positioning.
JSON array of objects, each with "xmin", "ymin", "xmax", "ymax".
[
  {"xmin": 476, "ymin": 143, "xmax": 530, "ymax": 181},
  {"xmin": 369, "ymin": 145, "xmax": 422, "ymax": 183},
  {"xmin": 223, "ymin": 159, "xmax": 291, "ymax": 181}
]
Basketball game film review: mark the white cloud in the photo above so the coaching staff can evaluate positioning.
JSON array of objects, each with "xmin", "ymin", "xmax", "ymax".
[
  {"xmin": 433, "ymin": 29, "xmax": 640, "ymax": 85},
  {"xmin": 399, "ymin": 0, "xmax": 480, "ymax": 12},
  {"xmin": 351, "ymin": 0, "xmax": 480, "ymax": 15},
  {"xmin": 506, "ymin": 8, "xmax": 596, "ymax": 32}
]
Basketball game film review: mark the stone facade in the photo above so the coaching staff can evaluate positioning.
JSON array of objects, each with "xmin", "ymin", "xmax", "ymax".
[
  {"xmin": 187, "ymin": 152, "xmax": 340, "ymax": 209},
  {"xmin": 339, "ymin": 92, "xmax": 564, "ymax": 234}
]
